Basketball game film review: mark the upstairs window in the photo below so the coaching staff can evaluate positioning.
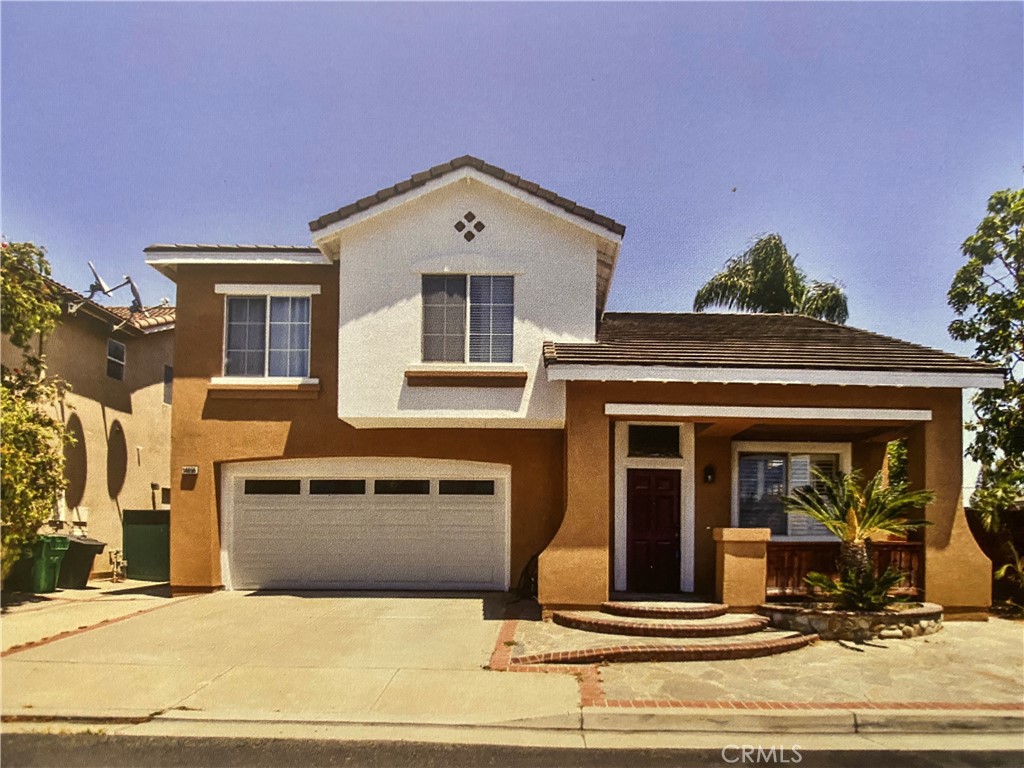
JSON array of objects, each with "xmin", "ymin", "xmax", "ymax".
[
  {"xmin": 422, "ymin": 275, "xmax": 514, "ymax": 363},
  {"xmin": 106, "ymin": 339, "xmax": 126, "ymax": 380},
  {"xmin": 224, "ymin": 295, "xmax": 311, "ymax": 377}
]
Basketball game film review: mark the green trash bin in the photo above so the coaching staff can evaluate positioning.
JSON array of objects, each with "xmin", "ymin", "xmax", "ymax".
[{"xmin": 7, "ymin": 535, "xmax": 70, "ymax": 593}]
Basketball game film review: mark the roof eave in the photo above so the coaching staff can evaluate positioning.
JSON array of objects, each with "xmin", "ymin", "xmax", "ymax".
[
  {"xmin": 309, "ymin": 165, "xmax": 625, "ymax": 247},
  {"xmin": 542, "ymin": 362, "xmax": 1005, "ymax": 390}
]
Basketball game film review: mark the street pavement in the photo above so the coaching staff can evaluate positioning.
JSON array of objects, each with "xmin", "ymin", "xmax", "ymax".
[{"xmin": 2, "ymin": 582, "xmax": 1022, "ymax": 764}]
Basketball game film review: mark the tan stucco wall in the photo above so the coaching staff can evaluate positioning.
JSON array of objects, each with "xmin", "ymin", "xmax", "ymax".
[
  {"xmin": 539, "ymin": 380, "xmax": 991, "ymax": 614},
  {"xmin": 1, "ymin": 312, "xmax": 173, "ymax": 569},
  {"xmin": 168, "ymin": 263, "xmax": 565, "ymax": 591},
  {"xmin": 907, "ymin": 391, "xmax": 992, "ymax": 617}
]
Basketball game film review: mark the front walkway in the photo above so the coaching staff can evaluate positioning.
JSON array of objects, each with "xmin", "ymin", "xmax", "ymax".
[{"xmin": 491, "ymin": 614, "xmax": 1023, "ymax": 713}]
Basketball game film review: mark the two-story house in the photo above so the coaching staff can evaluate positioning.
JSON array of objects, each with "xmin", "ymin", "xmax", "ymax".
[
  {"xmin": 148, "ymin": 156, "xmax": 1003, "ymax": 617},
  {"xmin": 1, "ymin": 280, "xmax": 175, "ymax": 574}
]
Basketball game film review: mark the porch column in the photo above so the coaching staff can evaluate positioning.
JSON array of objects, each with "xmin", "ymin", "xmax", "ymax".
[
  {"xmin": 538, "ymin": 383, "xmax": 610, "ymax": 610},
  {"xmin": 907, "ymin": 390, "xmax": 991, "ymax": 619},
  {"xmin": 713, "ymin": 528, "xmax": 771, "ymax": 611}
]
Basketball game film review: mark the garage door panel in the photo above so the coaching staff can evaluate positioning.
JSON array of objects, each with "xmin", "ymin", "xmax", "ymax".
[{"xmin": 223, "ymin": 463, "xmax": 508, "ymax": 591}]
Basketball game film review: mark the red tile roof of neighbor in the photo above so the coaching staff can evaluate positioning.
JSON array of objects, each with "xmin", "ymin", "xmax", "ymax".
[
  {"xmin": 106, "ymin": 305, "xmax": 176, "ymax": 331},
  {"xmin": 308, "ymin": 155, "xmax": 627, "ymax": 237},
  {"xmin": 544, "ymin": 313, "xmax": 1002, "ymax": 374},
  {"xmin": 45, "ymin": 277, "xmax": 175, "ymax": 333}
]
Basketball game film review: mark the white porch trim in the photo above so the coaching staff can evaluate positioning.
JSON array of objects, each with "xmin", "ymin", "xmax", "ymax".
[
  {"xmin": 547, "ymin": 365, "xmax": 1004, "ymax": 390},
  {"xmin": 604, "ymin": 404, "xmax": 933, "ymax": 421},
  {"xmin": 613, "ymin": 422, "xmax": 696, "ymax": 593}
]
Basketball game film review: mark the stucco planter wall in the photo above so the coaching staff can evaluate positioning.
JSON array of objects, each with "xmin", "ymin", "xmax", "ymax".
[{"xmin": 758, "ymin": 602, "xmax": 943, "ymax": 642}]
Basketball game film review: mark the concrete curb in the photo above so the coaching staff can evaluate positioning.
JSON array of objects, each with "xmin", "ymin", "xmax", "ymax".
[
  {"xmin": 5, "ymin": 707, "xmax": 1021, "ymax": 737},
  {"xmin": 581, "ymin": 707, "xmax": 1024, "ymax": 735}
]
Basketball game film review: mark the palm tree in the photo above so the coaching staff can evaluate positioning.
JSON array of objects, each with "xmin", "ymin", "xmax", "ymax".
[
  {"xmin": 693, "ymin": 234, "xmax": 850, "ymax": 324},
  {"xmin": 782, "ymin": 468, "xmax": 934, "ymax": 577}
]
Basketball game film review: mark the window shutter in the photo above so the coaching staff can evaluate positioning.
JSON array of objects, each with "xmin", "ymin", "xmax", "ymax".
[{"xmin": 787, "ymin": 454, "xmax": 831, "ymax": 537}]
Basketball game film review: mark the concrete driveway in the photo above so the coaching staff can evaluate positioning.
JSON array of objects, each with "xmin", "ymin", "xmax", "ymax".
[{"xmin": 2, "ymin": 590, "xmax": 578, "ymax": 726}]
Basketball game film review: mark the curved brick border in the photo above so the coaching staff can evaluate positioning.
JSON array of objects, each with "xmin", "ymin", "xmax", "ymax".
[
  {"xmin": 553, "ymin": 611, "xmax": 768, "ymax": 638},
  {"xmin": 510, "ymin": 633, "xmax": 816, "ymax": 665},
  {"xmin": 758, "ymin": 601, "xmax": 944, "ymax": 642},
  {"xmin": 601, "ymin": 601, "xmax": 728, "ymax": 620}
]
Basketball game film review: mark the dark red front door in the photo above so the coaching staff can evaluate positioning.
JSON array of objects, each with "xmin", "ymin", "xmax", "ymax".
[{"xmin": 626, "ymin": 468, "xmax": 681, "ymax": 593}]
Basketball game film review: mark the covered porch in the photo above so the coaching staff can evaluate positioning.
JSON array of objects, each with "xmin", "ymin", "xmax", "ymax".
[{"xmin": 537, "ymin": 381, "xmax": 994, "ymax": 619}]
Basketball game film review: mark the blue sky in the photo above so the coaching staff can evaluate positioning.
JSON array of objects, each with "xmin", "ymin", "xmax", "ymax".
[{"xmin": 2, "ymin": 1, "xmax": 1021, "ymax": 356}]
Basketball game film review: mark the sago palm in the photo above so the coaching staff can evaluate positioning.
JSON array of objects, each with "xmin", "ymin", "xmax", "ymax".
[
  {"xmin": 782, "ymin": 468, "xmax": 934, "ymax": 577},
  {"xmin": 693, "ymin": 234, "xmax": 850, "ymax": 324}
]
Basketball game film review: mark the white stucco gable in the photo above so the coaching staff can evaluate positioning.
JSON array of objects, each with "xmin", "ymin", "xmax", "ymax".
[{"xmin": 326, "ymin": 168, "xmax": 623, "ymax": 428}]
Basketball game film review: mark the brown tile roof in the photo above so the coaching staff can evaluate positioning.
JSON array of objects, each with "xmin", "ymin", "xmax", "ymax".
[
  {"xmin": 308, "ymin": 155, "xmax": 626, "ymax": 237},
  {"xmin": 543, "ymin": 313, "xmax": 1002, "ymax": 374},
  {"xmin": 144, "ymin": 244, "xmax": 319, "ymax": 253},
  {"xmin": 107, "ymin": 305, "xmax": 176, "ymax": 331}
]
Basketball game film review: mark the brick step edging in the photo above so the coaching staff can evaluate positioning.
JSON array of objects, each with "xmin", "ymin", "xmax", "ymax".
[
  {"xmin": 601, "ymin": 602, "xmax": 729, "ymax": 620},
  {"xmin": 554, "ymin": 611, "xmax": 769, "ymax": 638},
  {"xmin": 510, "ymin": 633, "xmax": 816, "ymax": 665}
]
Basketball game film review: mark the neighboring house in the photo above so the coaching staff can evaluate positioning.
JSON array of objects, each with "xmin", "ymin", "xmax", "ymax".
[
  {"xmin": 148, "ymin": 155, "xmax": 1003, "ymax": 617},
  {"xmin": 1, "ymin": 281, "xmax": 175, "ymax": 573}
]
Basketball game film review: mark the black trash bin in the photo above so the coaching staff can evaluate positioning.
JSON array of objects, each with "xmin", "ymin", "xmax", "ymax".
[{"xmin": 56, "ymin": 536, "xmax": 107, "ymax": 589}]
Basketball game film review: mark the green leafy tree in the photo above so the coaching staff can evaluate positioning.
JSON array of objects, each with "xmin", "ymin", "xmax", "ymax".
[
  {"xmin": 693, "ymin": 234, "xmax": 850, "ymax": 323},
  {"xmin": 783, "ymin": 468, "xmax": 933, "ymax": 606},
  {"xmin": 948, "ymin": 189, "xmax": 1024, "ymax": 535},
  {"xmin": 1, "ymin": 241, "xmax": 68, "ymax": 581},
  {"xmin": 885, "ymin": 440, "xmax": 908, "ymax": 487}
]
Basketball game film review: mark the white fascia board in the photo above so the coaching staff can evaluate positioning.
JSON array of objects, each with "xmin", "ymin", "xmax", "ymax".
[
  {"xmin": 339, "ymin": 415, "xmax": 565, "ymax": 430},
  {"xmin": 546, "ymin": 364, "xmax": 1005, "ymax": 390},
  {"xmin": 311, "ymin": 167, "xmax": 624, "ymax": 248},
  {"xmin": 214, "ymin": 283, "xmax": 322, "ymax": 296},
  {"xmin": 146, "ymin": 252, "xmax": 331, "ymax": 280},
  {"xmin": 605, "ymin": 404, "xmax": 933, "ymax": 422}
]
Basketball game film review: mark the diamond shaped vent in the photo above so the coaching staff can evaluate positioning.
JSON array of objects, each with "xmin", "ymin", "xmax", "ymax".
[{"xmin": 454, "ymin": 211, "xmax": 486, "ymax": 242}]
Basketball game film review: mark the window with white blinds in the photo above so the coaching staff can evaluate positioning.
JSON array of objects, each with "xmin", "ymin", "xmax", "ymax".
[
  {"xmin": 737, "ymin": 452, "xmax": 837, "ymax": 537},
  {"xmin": 422, "ymin": 274, "xmax": 514, "ymax": 363}
]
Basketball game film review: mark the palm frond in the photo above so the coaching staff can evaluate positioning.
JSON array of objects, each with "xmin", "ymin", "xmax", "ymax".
[
  {"xmin": 783, "ymin": 468, "xmax": 933, "ymax": 544},
  {"xmin": 800, "ymin": 280, "xmax": 850, "ymax": 324}
]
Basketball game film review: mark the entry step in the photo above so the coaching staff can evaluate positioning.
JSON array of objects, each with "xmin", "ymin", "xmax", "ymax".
[
  {"xmin": 553, "ymin": 610, "xmax": 769, "ymax": 638},
  {"xmin": 601, "ymin": 600, "xmax": 728, "ymax": 620}
]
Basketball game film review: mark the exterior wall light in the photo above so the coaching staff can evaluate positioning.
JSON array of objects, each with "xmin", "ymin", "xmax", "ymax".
[{"xmin": 703, "ymin": 464, "xmax": 716, "ymax": 484}]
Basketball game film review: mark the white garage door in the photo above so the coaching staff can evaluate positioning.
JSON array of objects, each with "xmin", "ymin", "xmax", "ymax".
[{"xmin": 220, "ymin": 458, "xmax": 510, "ymax": 591}]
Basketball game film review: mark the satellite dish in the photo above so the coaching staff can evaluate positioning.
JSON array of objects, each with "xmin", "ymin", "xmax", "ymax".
[
  {"xmin": 128, "ymin": 278, "xmax": 146, "ymax": 315},
  {"xmin": 69, "ymin": 262, "xmax": 160, "ymax": 325},
  {"xmin": 87, "ymin": 261, "xmax": 112, "ymax": 295}
]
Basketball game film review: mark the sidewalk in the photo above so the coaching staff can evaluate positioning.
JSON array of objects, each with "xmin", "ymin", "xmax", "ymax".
[{"xmin": 2, "ymin": 588, "xmax": 1022, "ymax": 746}]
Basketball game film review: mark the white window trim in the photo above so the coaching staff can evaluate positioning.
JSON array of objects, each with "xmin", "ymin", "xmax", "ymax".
[
  {"xmin": 420, "ymin": 273, "xmax": 516, "ymax": 365},
  {"xmin": 730, "ymin": 441, "xmax": 852, "ymax": 541},
  {"xmin": 613, "ymin": 421, "xmax": 696, "ymax": 593},
  {"xmin": 215, "ymin": 283, "xmax": 321, "ymax": 297},
  {"xmin": 106, "ymin": 338, "xmax": 126, "ymax": 381},
  {"xmin": 220, "ymin": 294, "xmax": 315, "ymax": 380},
  {"xmin": 211, "ymin": 376, "xmax": 319, "ymax": 386}
]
